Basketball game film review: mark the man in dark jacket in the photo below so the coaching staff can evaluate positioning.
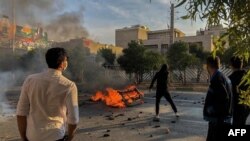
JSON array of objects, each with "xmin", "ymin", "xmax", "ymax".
[
  {"xmin": 204, "ymin": 56, "xmax": 233, "ymax": 141},
  {"xmin": 149, "ymin": 64, "xmax": 178, "ymax": 122},
  {"xmin": 229, "ymin": 56, "xmax": 250, "ymax": 125}
]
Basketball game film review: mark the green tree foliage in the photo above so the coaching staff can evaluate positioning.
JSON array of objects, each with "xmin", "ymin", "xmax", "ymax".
[
  {"xmin": 219, "ymin": 46, "xmax": 237, "ymax": 66},
  {"xmin": 167, "ymin": 41, "xmax": 195, "ymax": 84},
  {"xmin": 0, "ymin": 51, "xmax": 19, "ymax": 71},
  {"xmin": 167, "ymin": 41, "xmax": 187, "ymax": 71},
  {"xmin": 117, "ymin": 40, "xmax": 165, "ymax": 83},
  {"xmin": 189, "ymin": 44, "xmax": 209, "ymax": 82},
  {"xmin": 65, "ymin": 46, "xmax": 90, "ymax": 82},
  {"xmin": 97, "ymin": 48, "xmax": 116, "ymax": 66},
  {"xmin": 145, "ymin": 51, "xmax": 166, "ymax": 71},
  {"xmin": 176, "ymin": 0, "xmax": 249, "ymax": 59},
  {"xmin": 176, "ymin": 0, "xmax": 250, "ymax": 106},
  {"xmin": 19, "ymin": 48, "xmax": 47, "ymax": 72}
]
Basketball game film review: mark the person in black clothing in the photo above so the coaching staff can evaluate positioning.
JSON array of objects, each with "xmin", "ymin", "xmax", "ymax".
[
  {"xmin": 149, "ymin": 64, "xmax": 178, "ymax": 121},
  {"xmin": 229, "ymin": 56, "xmax": 250, "ymax": 125},
  {"xmin": 204, "ymin": 56, "xmax": 233, "ymax": 141}
]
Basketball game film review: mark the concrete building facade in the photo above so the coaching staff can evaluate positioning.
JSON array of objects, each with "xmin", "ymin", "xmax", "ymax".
[
  {"xmin": 115, "ymin": 24, "xmax": 227, "ymax": 53},
  {"xmin": 115, "ymin": 25, "xmax": 148, "ymax": 49}
]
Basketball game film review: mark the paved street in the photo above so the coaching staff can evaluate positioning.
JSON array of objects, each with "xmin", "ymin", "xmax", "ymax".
[
  {"xmin": 76, "ymin": 91, "xmax": 208, "ymax": 141},
  {"xmin": 1, "ymin": 90, "xmax": 250, "ymax": 141}
]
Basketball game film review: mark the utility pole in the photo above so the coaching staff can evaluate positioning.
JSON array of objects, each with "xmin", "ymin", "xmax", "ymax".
[
  {"xmin": 11, "ymin": 0, "xmax": 16, "ymax": 81},
  {"xmin": 169, "ymin": 3, "xmax": 174, "ymax": 45},
  {"xmin": 12, "ymin": 0, "xmax": 15, "ymax": 53}
]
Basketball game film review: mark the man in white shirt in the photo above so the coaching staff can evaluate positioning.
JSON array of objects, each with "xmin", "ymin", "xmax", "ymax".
[{"xmin": 17, "ymin": 47, "xmax": 79, "ymax": 141}]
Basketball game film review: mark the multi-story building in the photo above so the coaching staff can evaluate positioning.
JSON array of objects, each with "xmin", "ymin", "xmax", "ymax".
[
  {"xmin": 53, "ymin": 38, "xmax": 123, "ymax": 55},
  {"xmin": 115, "ymin": 25, "xmax": 149, "ymax": 49},
  {"xmin": 0, "ymin": 15, "xmax": 48, "ymax": 50},
  {"xmin": 115, "ymin": 24, "xmax": 227, "ymax": 53}
]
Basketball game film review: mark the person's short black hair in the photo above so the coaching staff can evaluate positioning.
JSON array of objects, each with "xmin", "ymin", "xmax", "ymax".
[
  {"xmin": 207, "ymin": 56, "xmax": 220, "ymax": 69},
  {"xmin": 230, "ymin": 56, "xmax": 243, "ymax": 69},
  {"xmin": 45, "ymin": 47, "xmax": 68, "ymax": 69}
]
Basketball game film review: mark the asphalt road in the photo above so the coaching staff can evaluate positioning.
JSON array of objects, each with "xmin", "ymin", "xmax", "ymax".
[
  {"xmin": 74, "ymin": 91, "xmax": 210, "ymax": 141},
  {"xmin": 1, "ymin": 90, "xmax": 249, "ymax": 141}
]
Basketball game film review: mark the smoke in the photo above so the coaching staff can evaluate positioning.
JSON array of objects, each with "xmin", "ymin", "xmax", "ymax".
[
  {"xmin": 0, "ymin": 48, "xmax": 47, "ymax": 117},
  {"xmin": 45, "ymin": 11, "xmax": 89, "ymax": 41},
  {"xmin": 0, "ymin": 71, "xmax": 23, "ymax": 118},
  {"xmin": 63, "ymin": 45, "xmax": 130, "ymax": 93},
  {"xmin": 80, "ymin": 58, "xmax": 130, "ymax": 93},
  {"xmin": 0, "ymin": 0, "xmax": 62, "ymax": 26},
  {"xmin": 0, "ymin": 0, "xmax": 88, "ymax": 41}
]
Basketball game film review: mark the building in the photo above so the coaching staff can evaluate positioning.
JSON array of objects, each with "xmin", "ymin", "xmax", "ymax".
[
  {"xmin": 115, "ymin": 24, "xmax": 227, "ymax": 53},
  {"xmin": 115, "ymin": 25, "xmax": 149, "ymax": 49},
  {"xmin": 0, "ymin": 15, "xmax": 48, "ymax": 50},
  {"xmin": 53, "ymin": 38, "xmax": 123, "ymax": 55}
]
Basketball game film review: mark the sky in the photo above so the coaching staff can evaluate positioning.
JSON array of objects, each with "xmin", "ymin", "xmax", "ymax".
[
  {"xmin": 0, "ymin": 0, "xmax": 207, "ymax": 44},
  {"xmin": 81, "ymin": 0, "xmax": 207, "ymax": 44}
]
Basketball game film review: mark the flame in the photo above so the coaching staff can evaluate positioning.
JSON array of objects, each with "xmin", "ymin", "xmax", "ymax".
[
  {"xmin": 91, "ymin": 91, "xmax": 105, "ymax": 101},
  {"xmin": 21, "ymin": 25, "xmax": 32, "ymax": 34},
  {"xmin": 91, "ymin": 85, "xmax": 144, "ymax": 108},
  {"xmin": 21, "ymin": 38, "xmax": 34, "ymax": 43}
]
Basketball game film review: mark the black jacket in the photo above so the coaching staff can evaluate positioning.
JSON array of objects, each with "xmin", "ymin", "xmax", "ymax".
[
  {"xmin": 229, "ymin": 69, "xmax": 250, "ymax": 118},
  {"xmin": 203, "ymin": 71, "xmax": 233, "ymax": 122},
  {"xmin": 229, "ymin": 70, "xmax": 246, "ymax": 109},
  {"xmin": 149, "ymin": 71, "xmax": 168, "ymax": 91}
]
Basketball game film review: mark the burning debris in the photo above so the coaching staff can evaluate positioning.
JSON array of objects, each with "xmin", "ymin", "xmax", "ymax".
[{"xmin": 91, "ymin": 85, "xmax": 144, "ymax": 108}]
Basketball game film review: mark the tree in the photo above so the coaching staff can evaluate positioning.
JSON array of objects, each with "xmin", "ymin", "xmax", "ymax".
[
  {"xmin": 19, "ymin": 48, "xmax": 47, "ymax": 72},
  {"xmin": 117, "ymin": 40, "xmax": 165, "ymax": 83},
  {"xmin": 176, "ymin": 0, "xmax": 249, "ymax": 59},
  {"xmin": 176, "ymin": 0, "xmax": 250, "ymax": 105},
  {"xmin": 0, "ymin": 51, "xmax": 19, "ymax": 72},
  {"xmin": 97, "ymin": 48, "xmax": 116, "ymax": 66},
  {"xmin": 145, "ymin": 51, "xmax": 166, "ymax": 71},
  {"xmin": 65, "ymin": 46, "xmax": 90, "ymax": 82},
  {"xmin": 189, "ymin": 43, "xmax": 209, "ymax": 82},
  {"xmin": 167, "ymin": 41, "xmax": 195, "ymax": 84}
]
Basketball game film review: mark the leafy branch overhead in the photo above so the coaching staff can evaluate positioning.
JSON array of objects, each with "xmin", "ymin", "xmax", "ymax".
[
  {"xmin": 176, "ymin": 0, "xmax": 250, "ymax": 60},
  {"xmin": 176, "ymin": 0, "xmax": 250, "ymax": 106}
]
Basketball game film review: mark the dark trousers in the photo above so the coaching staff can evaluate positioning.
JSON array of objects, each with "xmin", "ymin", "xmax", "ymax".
[
  {"xmin": 233, "ymin": 105, "xmax": 250, "ymax": 125},
  {"xmin": 56, "ymin": 135, "xmax": 68, "ymax": 141},
  {"xmin": 155, "ymin": 90, "xmax": 177, "ymax": 115},
  {"xmin": 207, "ymin": 121, "xmax": 229, "ymax": 141}
]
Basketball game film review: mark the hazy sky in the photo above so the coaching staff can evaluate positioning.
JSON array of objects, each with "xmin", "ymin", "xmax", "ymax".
[
  {"xmin": 82, "ymin": 0, "xmax": 207, "ymax": 44},
  {"xmin": 0, "ymin": 0, "xmax": 207, "ymax": 44}
]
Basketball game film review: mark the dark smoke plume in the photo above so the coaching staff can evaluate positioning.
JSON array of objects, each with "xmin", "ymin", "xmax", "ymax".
[
  {"xmin": 0, "ymin": 0, "xmax": 88, "ymax": 41},
  {"xmin": 45, "ymin": 11, "xmax": 88, "ymax": 41}
]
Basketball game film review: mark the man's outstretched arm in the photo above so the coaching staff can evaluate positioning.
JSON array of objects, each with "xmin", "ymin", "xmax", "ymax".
[
  {"xmin": 149, "ymin": 73, "xmax": 158, "ymax": 89},
  {"xmin": 17, "ymin": 115, "xmax": 28, "ymax": 141}
]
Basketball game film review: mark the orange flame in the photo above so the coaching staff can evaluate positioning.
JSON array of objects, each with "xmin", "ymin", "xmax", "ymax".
[
  {"xmin": 21, "ymin": 25, "xmax": 32, "ymax": 34},
  {"xmin": 21, "ymin": 38, "xmax": 33, "ymax": 43},
  {"xmin": 91, "ymin": 91, "xmax": 105, "ymax": 101},
  {"xmin": 91, "ymin": 85, "xmax": 144, "ymax": 108}
]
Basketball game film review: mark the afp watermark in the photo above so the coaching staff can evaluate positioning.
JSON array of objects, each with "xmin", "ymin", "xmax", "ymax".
[
  {"xmin": 224, "ymin": 126, "xmax": 250, "ymax": 141},
  {"xmin": 228, "ymin": 129, "xmax": 246, "ymax": 136}
]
